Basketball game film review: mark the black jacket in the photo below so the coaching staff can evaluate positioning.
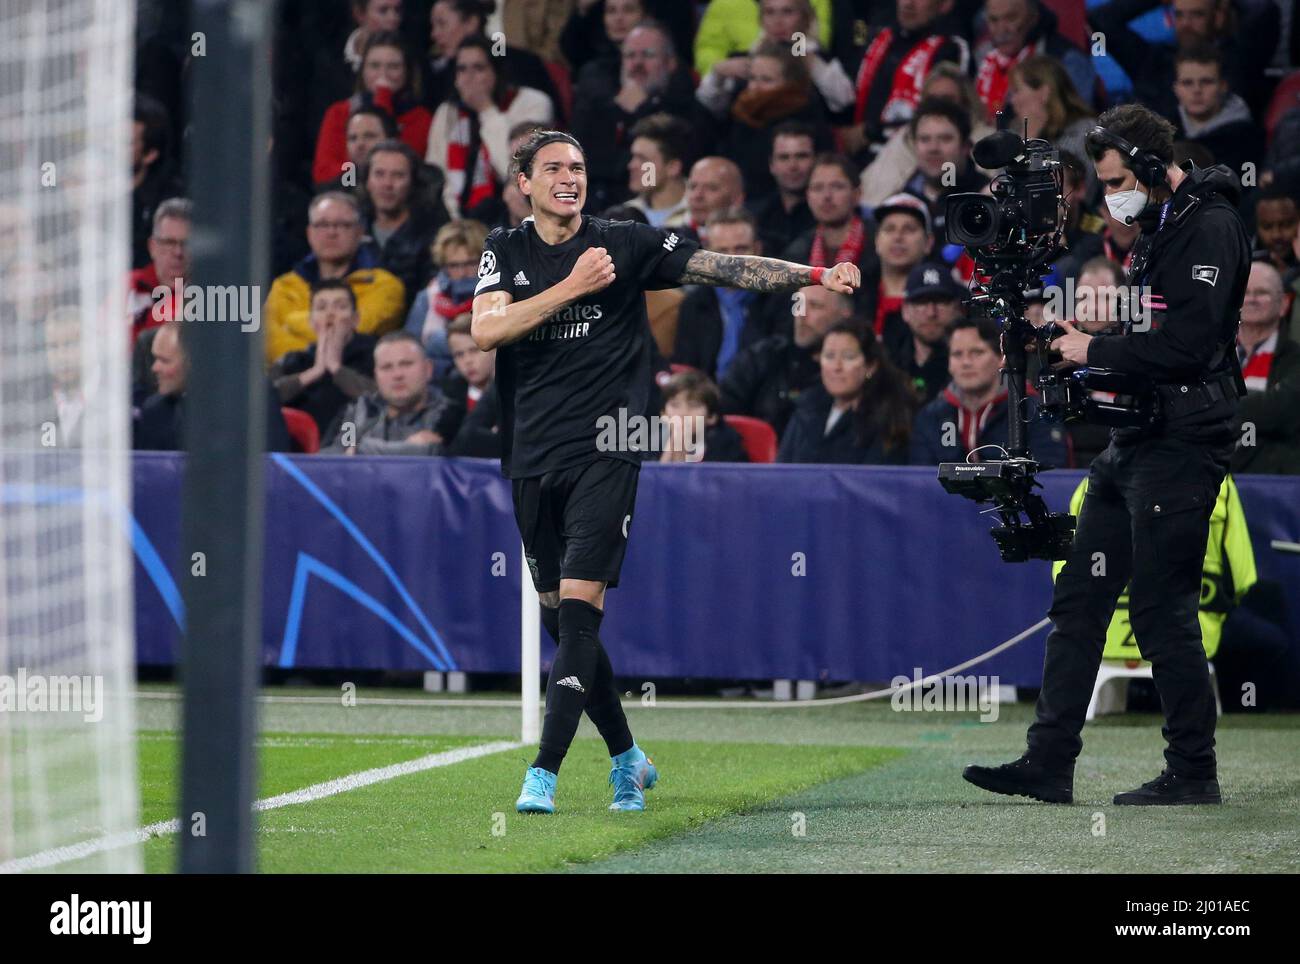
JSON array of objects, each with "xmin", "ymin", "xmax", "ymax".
[
  {"xmin": 1231, "ymin": 337, "xmax": 1300, "ymax": 475},
  {"xmin": 777, "ymin": 383, "xmax": 909, "ymax": 465},
  {"xmin": 366, "ymin": 207, "xmax": 444, "ymax": 310},
  {"xmin": 447, "ymin": 381, "xmax": 503, "ymax": 459},
  {"xmin": 717, "ymin": 334, "xmax": 821, "ymax": 439},
  {"xmin": 273, "ymin": 334, "xmax": 378, "ymax": 435},
  {"xmin": 133, "ymin": 385, "xmax": 292, "ymax": 452},
  {"xmin": 747, "ymin": 193, "xmax": 816, "ymax": 259},
  {"xmin": 1087, "ymin": 163, "xmax": 1252, "ymax": 444}
]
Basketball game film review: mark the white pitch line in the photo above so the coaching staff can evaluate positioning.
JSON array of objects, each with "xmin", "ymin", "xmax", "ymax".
[{"xmin": 0, "ymin": 739, "xmax": 523, "ymax": 874}]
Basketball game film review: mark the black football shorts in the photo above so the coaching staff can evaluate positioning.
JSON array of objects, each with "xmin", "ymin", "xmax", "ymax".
[{"xmin": 511, "ymin": 457, "xmax": 640, "ymax": 592}]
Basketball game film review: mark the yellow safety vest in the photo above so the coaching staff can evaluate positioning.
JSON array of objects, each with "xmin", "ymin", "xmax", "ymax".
[{"xmin": 1051, "ymin": 475, "xmax": 1256, "ymax": 660}]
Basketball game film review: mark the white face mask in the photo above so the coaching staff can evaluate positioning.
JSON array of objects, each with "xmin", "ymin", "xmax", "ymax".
[{"xmin": 1105, "ymin": 187, "xmax": 1149, "ymax": 226}]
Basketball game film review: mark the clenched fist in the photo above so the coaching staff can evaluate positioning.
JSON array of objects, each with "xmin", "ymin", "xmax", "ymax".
[
  {"xmin": 566, "ymin": 246, "xmax": 617, "ymax": 297},
  {"xmin": 821, "ymin": 262, "xmax": 861, "ymax": 294}
]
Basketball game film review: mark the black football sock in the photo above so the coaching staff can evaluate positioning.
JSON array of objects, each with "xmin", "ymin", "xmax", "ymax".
[
  {"xmin": 540, "ymin": 604, "xmax": 560, "ymax": 644},
  {"xmin": 585, "ymin": 639, "xmax": 634, "ymax": 758},
  {"xmin": 532, "ymin": 598, "xmax": 602, "ymax": 774}
]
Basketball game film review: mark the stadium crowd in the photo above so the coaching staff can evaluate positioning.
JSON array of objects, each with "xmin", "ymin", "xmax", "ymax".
[{"xmin": 114, "ymin": 0, "xmax": 1299, "ymax": 474}]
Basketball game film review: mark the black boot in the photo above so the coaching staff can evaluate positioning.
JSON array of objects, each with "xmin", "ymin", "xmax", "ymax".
[
  {"xmin": 963, "ymin": 754, "xmax": 1074, "ymax": 804},
  {"xmin": 1113, "ymin": 769, "xmax": 1221, "ymax": 806}
]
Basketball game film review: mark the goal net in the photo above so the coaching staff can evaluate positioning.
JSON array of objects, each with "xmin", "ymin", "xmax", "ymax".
[{"xmin": 0, "ymin": 0, "xmax": 139, "ymax": 872}]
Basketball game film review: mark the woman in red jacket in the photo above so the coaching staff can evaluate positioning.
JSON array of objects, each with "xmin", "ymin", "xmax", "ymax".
[{"xmin": 313, "ymin": 31, "xmax": 432, "ymax": 186}]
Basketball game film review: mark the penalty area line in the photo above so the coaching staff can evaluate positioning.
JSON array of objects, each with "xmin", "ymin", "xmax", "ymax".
[{"xmin": 0, "ymin": 739, "xmax": 523, "ymax": 874}]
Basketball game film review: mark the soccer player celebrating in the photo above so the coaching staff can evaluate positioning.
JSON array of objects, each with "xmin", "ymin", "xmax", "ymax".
[{"xmin": 472, "ymin": 130, "xmax": 859, "ymax": 814}]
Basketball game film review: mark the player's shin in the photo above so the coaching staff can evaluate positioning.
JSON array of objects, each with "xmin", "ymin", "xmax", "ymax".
[{"xmin": 532, "ymin": 599, "xmax": 603, "ymax": 774}]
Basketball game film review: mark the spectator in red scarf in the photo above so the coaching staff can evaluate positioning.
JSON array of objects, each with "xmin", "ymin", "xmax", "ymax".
[
  {"xmin": 426, "ymin": 35, "xmax": 554, "ymax": 221},
  {"xmin": 128, "ymin": 198, "xmax": 191, "ymax": 348},
  {"xmin": 405, "ymin": 219, "xmax": 490, "ymax": 374},
  {"xmin": 1232, "ymin": 261, "xmax": 1300, "ymax": 474},
  {"xmin": 313, "ymin": 31, "xmax": 433, "ymax": 186},
  {"xmin": 974, "ymin": 0, "xmax": 1095, "ymax": 122},
  {"xmin": 784, "ymin": 154, "xmax": 866, "ymax": 269},
  {"xmin": 844, "ymin": 0, "xmax": 970, "ymax": 161}
]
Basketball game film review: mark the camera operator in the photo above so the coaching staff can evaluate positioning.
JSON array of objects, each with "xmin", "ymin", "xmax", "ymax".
[{"xmin": 964, "ymin": 104, "xmax": 1251, "ymax": 806}]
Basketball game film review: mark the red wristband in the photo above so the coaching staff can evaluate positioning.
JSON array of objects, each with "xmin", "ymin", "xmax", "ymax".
[{"xmin": 810, "ymin": 267, "xmax": 825, "ymax": 285}]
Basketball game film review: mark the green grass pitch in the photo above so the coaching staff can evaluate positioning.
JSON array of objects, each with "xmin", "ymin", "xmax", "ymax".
[{"xmin": 54, "ymin": 684, "xmax": 1300, "ymax": 873}]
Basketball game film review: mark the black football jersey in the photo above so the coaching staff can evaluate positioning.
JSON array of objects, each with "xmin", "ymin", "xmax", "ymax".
[{"xmin": 475, "ymin": 216, "xmax": 699, "ymax": 478}]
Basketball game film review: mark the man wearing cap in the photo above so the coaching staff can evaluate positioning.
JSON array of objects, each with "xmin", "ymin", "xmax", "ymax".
[
  {"xmin": 864, "ymin": 192, "xmax": 935, "ymax": 340},
  {"xmin": 886, "ymin": 260, "xmax": 965, "ymax": 402}
]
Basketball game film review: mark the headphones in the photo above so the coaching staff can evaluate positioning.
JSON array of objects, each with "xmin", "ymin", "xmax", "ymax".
[{"xmin": 1086, "ymin": 126, "xmax": 1168, "ymax": 188}]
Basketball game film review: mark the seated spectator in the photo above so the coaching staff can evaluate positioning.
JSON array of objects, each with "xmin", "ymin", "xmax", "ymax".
[
  {"xmin": 1048, "ymin": 151, "xmax": 1109, "ymax": 283},
  {"xmin": 127, "ymin": 197, "xmax": 190, "ymax": 347},
  {"xmin": 426, "ymin": 35, "xmax": 554, "ymax": 221},
  {"xmin": 657, "ymin": 369, "xmax": 750, "ymax": 463},
  {"xmin": 315, "ymin": 106, "xmax": 398, "ymax": 194},
  {"xmin": 910, "ymin": 317, "xmax": 1066, "ymax": 465},
  {"xmin": 1231, "ymin": 261, "xmax": 1300, "ymax": 474},
  {"xmin": 134, "ymin": 320, "xmax": 291, "ymax": 452},
  {"xmin": 361, "ymin": 140, "xmax": 446, "ymax": 305},
  {"xmin": 264, "ymin": 192, "xmax": 405, "ymax": 365},
  {"xmin": 686, "ymin": 156, "xmax": 746, "ymax": 239},
  {"xmin": 861, "ymin": 193, "xmax": 935, "ymax": 338},
  {"xmin": 748, "ymin": 120, "xmax": 817, "ymax": 255},
  {"xmin": 1063, "ymin": 256, "xmax": 1129, "ymax": 465},
  {"xmin": 312, "ymin": 31, "xmax": 433, "ymax": 186},
  {"xmin": 342, "ymin": 1, "xmax": 403, "ymax": 75},
  {"xmin": 562, "ymin": 0, "xmax": 646, "ymax": 89},
  {"xmin": 693, "ymin": 0, "xmax": 834, "ymax": 74},
  {"xmin": 1062, "ymin": 199, "xmax": 1143, "ymax": 277},
  {"xmin": 625, "ymin": 113, "xmax": 692, "ymax": 227},
  {"xmin": 1007, "ymin": 55, "xmax": 1095, "ymax": 171},
  {"xmin": 42, "ymin": 306, "xmax": 85, "ymax": 449},
  {"xmin": 322, "ymin": 331, "xmax": 448, "ymax": 455},
  {"xmin": 719, "ymin": 285, "xmax": 853, "ymax": 436},
  {"xmin": 1172, "ymin": 44, "xmax": 1264, "ymax": 182},
  {"xmin": 435, "ymin": 313, "xmax": 497, "ymax": 446},
  {"xmin": 405, "ymin": 219, "xmax": 489, "ymax": 373},
  {"xmin": 427, "ymin": 0, "xmax": 561, "ymax": 119},
  {"xmin": 697, "ymin": 1, "xmax": 853, "ymax": 123},
  {"xmin": 672, "ymin": 208, "xmax": 776, "ymax": 378},
  {"xmin": 844, "ymin": 0, "xmax": 970, "ymax": 161},
  {"xmin": 570, "ymin": 20, "xmax": 715, "ymax": 211},
  {"xmin": 861, "ymin": 62, "xmax": 997, "ymax": 208},
  {"xmin": 1090, "ymin": 0, "xmax": 1279, "ymax": 121},
  {"xmin": 975, "ymin": 0, "xmax": 1096, "ymax": 122},
  {"xmin": 783, "ymin": 155, "xmax": 875, "ymax": 310},
  {"xmin": 887, "ymin": 260, "xmax": 965, "ymax": 403},
  {"xmin": 1252, "ymin": 188, "xmax": 1300, "ymax": 276},
  {"xmin": 272, "ymin": 280, "xmax": 378, "ymax": 436},
  {"xmin": 712, "ymin": 41, "xmax": 834, "ymax": 202},
  {"xmin": 778, "ymin": 321, "xmax": 918, "ymax": 464},
  {"xmin": 500, "ymin": 0, "xmax": 573, "ymax": 64},
  {"xmin": 131, "ymin": 94, "xmax": 183, "ymax": 269},
  {"xmin": 899, "ymin": 97, "xmax": 990, "ymax": 251}
]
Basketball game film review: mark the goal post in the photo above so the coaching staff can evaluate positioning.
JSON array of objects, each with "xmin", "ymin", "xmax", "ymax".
[{"xmin": 0, "ymin": 0, "xmax": 140, "ymax": 872}]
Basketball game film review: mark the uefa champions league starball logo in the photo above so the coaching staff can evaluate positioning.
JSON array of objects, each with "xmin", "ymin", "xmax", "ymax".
[{"xmin": 478, "ymin": 249, "xmax": 496, "ymax": 278}]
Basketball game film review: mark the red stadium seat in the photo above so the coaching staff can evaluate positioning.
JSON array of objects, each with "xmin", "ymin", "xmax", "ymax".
[
  {"xmin": 724, "ymin": 414, "xmax": 778, "ymax": 463},
  {"xmin": 282, "ymin": 407, "xmax": 320, "ymax": 454},
  {"xmin": 1040, "ymin": 0, "xmax": 1090, "ymax": 52}
]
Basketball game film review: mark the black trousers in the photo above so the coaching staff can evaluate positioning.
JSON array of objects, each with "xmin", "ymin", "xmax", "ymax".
[{"xmin": 1026, "ymin": 434, "xmax": 1233, "ymax": 779}]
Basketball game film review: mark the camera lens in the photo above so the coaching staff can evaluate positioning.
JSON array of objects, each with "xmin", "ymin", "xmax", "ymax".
[{"xmin": 959, "ymin": 204, "xmax": 991, "ymax": 236}]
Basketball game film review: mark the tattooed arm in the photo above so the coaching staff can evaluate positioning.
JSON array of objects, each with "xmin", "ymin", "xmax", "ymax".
[{"xmin": 678, "ymin": 250, "xmax": 861, "ymax": 294}]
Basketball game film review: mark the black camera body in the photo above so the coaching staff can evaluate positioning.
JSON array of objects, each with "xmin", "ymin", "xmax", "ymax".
[{"xmin": 936, "ymin": 128, "xmax": 1079, "ymax": 563}]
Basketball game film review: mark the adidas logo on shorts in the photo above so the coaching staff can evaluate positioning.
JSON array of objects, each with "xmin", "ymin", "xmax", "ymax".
[{"xmin": 556, "ymin": 675, "xmax": 585, "ymax": 693}]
